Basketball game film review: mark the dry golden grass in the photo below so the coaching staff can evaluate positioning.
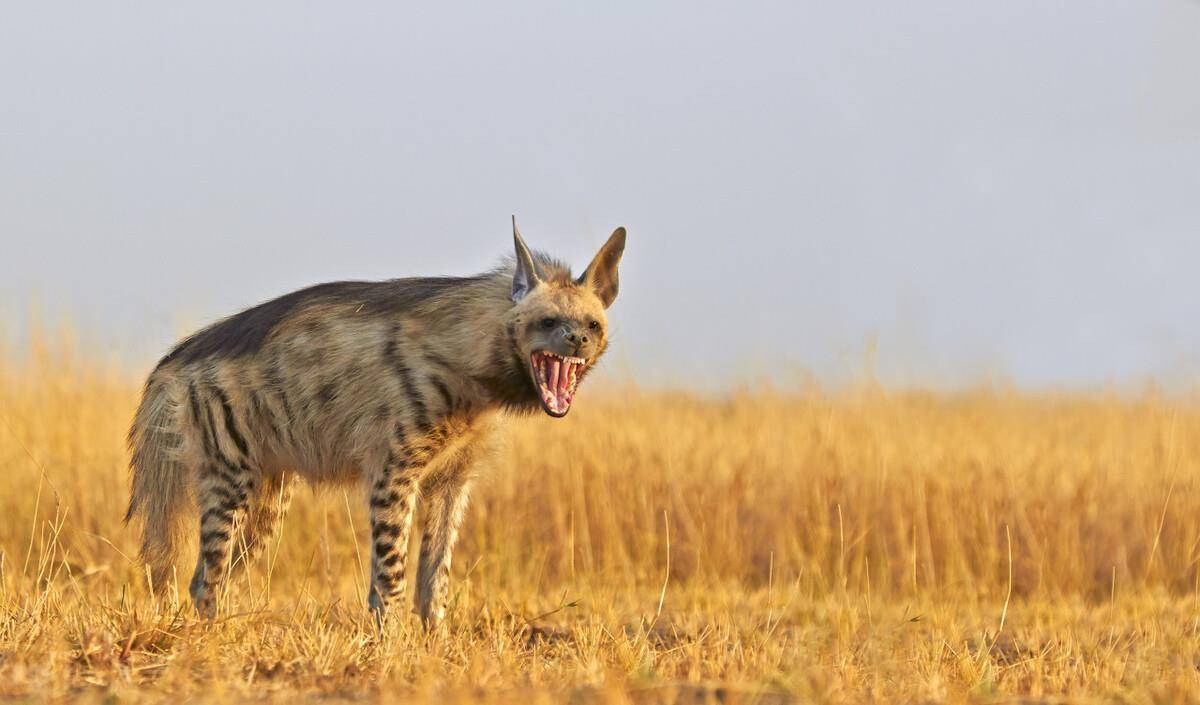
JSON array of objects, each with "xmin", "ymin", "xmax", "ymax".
[{"xmin": 4, "ymin": 329, "xmax": 1200, "ymax": 703}]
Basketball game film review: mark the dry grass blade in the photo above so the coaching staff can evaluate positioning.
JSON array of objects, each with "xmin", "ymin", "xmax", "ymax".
[{"xmin": 2, "ymin": 331, "xmax": 1200, "ymax": 702}]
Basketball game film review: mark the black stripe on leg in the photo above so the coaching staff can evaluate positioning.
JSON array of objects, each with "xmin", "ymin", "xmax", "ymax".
[
  {"xmin": 201, "ymin": 506, "xmax": 236, "ymax": 526},
  {"xmin": 201, "ymin": 398, "xmax": 241, "ymax": 472},
  {"xmin": 210, "ymin": 460, "xmax": 242, "ymax": 488},
  {"xmin": 370, "ymin": 491, "xmax": 401, "ymax": 509},
  {"xmin": 208, "ymin": 485, "xmax": 237, "ymax": 506},
  {"xmin": 202, "ymin": 400, "xmax": 222, "ymax": 458},
  {"xmin": 210, "ymin": 383, "xmax": 250, "ymax": 458},
  {"xmin": 201, "ymin": 529, "xmax": 231, "ymax": 545},
  {"xmin": 373, "ymin": 521, "xmax": 402, "ymax": 541},
  {"xmin": 189, "ymin": 382, "xmax": 216, "ymax": 457},
  {"xmin": 374, "ymin": 539, "xmax": 398, "ymax": 556}
]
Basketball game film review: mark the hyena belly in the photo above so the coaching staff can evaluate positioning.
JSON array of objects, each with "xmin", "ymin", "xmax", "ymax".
[{"xmin": 132, "ymin": 307, "xmax": 494, "ymax": 621}]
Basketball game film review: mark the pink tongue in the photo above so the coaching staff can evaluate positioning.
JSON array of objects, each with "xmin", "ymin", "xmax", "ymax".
[
  {"xmin": 549, "ymin": 358, "xmax": 561, "ymax": 395},
  {"xmin": 547, "ymin": 358, "xmax": 565, "ymax": 411},
  {"xmin": 558, "ymin": 361, "xmax": 571, "ymax": 397}
]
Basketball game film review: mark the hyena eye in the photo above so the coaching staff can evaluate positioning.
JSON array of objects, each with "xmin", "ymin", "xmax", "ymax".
[
  {"xmin": 540, "ymin": 317, "xmax": 557, "ymax": 329},
  {"xmin": 588, "ymin": 320, "xmax": 601, "ymax": 330}
]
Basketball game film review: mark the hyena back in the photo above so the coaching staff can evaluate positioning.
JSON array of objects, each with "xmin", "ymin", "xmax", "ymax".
[{"xmin": 126, "ymin": 221, "xmax": 626, "ymax": 625}]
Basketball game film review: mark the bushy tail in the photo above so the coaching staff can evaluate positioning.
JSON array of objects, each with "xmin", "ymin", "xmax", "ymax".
[{"xmin": 125, "ymin": 376, "xmax": 188, "ymax": 591}]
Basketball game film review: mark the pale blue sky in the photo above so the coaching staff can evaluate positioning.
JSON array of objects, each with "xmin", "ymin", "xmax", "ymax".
[{"xmin": 2, "ymin": 2, "xmax": 1199, "ymax": 388}]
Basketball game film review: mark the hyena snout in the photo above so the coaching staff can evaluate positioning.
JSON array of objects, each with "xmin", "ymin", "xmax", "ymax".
[{"xmin": 556, "ymin": 327, "xmax": 595, "ymax": 357}]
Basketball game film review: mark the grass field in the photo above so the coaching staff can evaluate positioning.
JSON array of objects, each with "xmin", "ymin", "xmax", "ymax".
[{"xmin": 4, "ymin": 332, "xmax": 1200, "ymax": 703}]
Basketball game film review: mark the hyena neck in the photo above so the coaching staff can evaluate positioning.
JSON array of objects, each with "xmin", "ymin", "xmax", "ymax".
[
  {"xmin": 410, "ymin": 267, "xmax": 542, "ymax": 416},
  {"xmin": 476, "ymin": 321, "xmax": 542, "ymax": 415}
]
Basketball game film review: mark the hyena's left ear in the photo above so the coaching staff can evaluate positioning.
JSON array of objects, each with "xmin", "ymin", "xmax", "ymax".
[{"xmin": 577, "ymin": 227, "xmax": 626, "ymax": 308}]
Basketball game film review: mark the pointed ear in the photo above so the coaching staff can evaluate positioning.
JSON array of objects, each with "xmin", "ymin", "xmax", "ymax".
[
  {"xmin": 511, "ymin": 216, "xmax": 542, "ymax": 302},
  {"xmin": 577, "ymin": 227, "xmax": 626, "ymax": 308}
]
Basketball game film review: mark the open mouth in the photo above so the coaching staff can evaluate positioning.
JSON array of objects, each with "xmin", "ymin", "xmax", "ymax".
[{"xmin": 530, "ymin": 350, "xmax": 587, "ymax": 417}]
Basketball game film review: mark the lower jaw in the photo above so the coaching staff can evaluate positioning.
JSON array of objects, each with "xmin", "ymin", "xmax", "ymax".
[
  {"xmin": 541, "ymin": 402, "xmax": 570, "ymax": 418},
  {"xmin": 533, "ymin": 381, "xmax": 575, "ymax": 417}
]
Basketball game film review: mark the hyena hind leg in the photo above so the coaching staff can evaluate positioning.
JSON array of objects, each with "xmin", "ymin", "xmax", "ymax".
[
  {"xmin": 189, "ymin": 464, "xmax": 257, "ymax": 618},
  {"xmin": 231, "ymin": 472, "xmax": 297, "ymax": 570},
  {"xmin": 416, "ymin": 475, "xmax": 473, "ymax": 629}
]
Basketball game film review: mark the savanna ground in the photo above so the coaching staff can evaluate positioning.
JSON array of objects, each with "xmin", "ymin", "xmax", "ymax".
[{"xmin": 4, "ymin": 331, "xmax": 1200, "ymax": 704}]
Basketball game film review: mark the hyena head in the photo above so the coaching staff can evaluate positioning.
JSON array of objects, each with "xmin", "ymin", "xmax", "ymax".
[{"xmin": 505, "ymin": 219, "xmax": 626, "ymax": 418}]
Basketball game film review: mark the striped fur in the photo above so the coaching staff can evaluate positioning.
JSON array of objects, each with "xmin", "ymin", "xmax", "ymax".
[{"xmin": 125, "ymin": 222, "xmax": 627, "ymax": 625}]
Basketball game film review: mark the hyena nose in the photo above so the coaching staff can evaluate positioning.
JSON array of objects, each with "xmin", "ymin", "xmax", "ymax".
[{"xmin": 565, "ymin": 331, "xmax": 589, "ymax": 346}]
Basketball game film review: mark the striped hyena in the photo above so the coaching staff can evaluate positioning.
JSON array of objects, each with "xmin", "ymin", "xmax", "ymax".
[{"xmin": 125, "ymin": 219, "xmax": 626, "ymax": 625}]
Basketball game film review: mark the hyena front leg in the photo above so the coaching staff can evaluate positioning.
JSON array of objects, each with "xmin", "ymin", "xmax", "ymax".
[
  {"xmin": 367, "ymin": 451, "xmax": 421, "ymax": 620},
  {"xmin": 189, "ymin": 461, "xmax": 256, "ymax": 618},
  {"xmin": 416, "ymin": 473, "xmax": 473, "ymax": 629}
]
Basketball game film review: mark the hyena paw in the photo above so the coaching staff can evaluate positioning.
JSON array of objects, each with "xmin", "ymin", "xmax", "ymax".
[
  {"xmin": 189, "ymin": 576, "xmax": 217, "ymax": 619},
  {"xmin": 419, "ymin": 602, "xmax": 446, "ymax": 630},
  {"xmin": 192, "ymin": 592, "xmax": 217, "ymax": 619},
  {"xmin": 368, "ymin": 588, "xmax": 386, "ymax": 617}
]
